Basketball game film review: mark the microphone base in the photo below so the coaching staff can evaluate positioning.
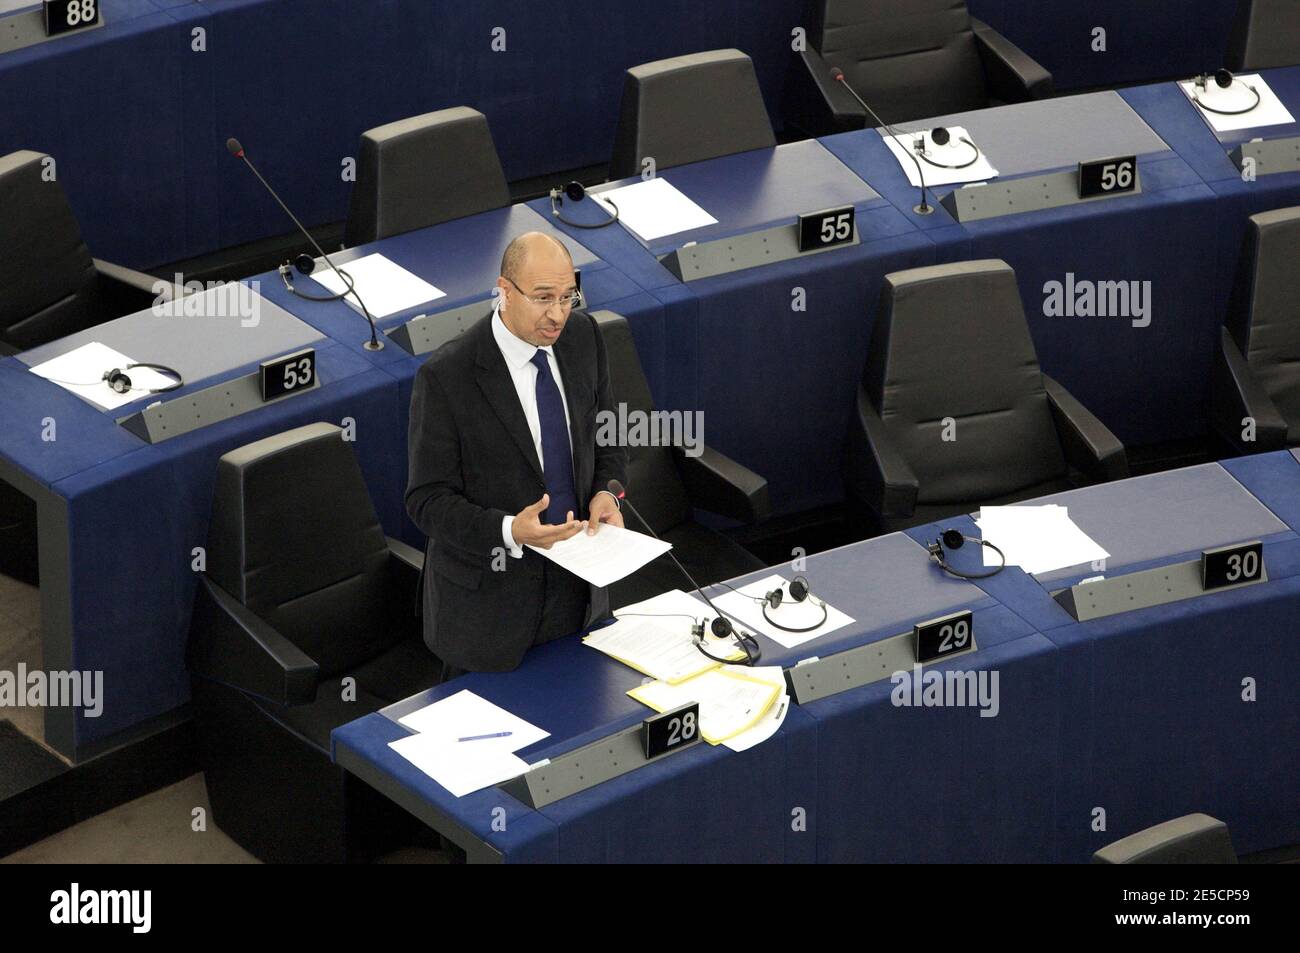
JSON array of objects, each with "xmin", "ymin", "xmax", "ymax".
[
  {"xmin": 913, "ymin": 203, "xmax": 936, "ymax": 216},
  {"xmin": 363, "ymin": 339, "xmax": 385, "ymax": 352}
]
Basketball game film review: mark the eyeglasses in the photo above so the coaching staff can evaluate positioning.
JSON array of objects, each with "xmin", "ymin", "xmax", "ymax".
[{"xmin": 505, "ymin": 277, "xmax": 583, "ymax": 311}]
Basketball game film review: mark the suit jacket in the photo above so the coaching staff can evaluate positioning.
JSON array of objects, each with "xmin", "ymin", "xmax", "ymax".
[{"xmin": 406, "ymin": 309, "xmax": 627, "ymax": 671}]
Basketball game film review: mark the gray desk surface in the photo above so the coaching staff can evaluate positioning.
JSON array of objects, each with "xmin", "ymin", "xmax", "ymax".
[
  {"xmin": 19, "ymin": 286, "xmax": 324, "ymax": 386},
  {"xmin": 1019, "ymin": 463, "xmax": 1288, "ymax": 583},
  {"xmin": 889, "ymin": 90, "xmax": 1170, "ymax": 178},
  {"xmin": 0, "ymin": 1, "xmax": 38, "ymax": 14}
]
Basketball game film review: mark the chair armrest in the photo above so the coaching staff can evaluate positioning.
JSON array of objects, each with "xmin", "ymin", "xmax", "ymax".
[
  {"xmin": 186, "ymin": 575, "xmax": 319, "ymax": 707},
  {"xmin": 1210, "ymin": 328, "xmax": 1288, "ymax": 453},
  {"xmin": 386, "ymin": 536, "xmax": 424, "ymax": 574},
  {"xmin": 971, "ymin": 18, "xmax": 1054, "ymax": 102},
  {"xmin": 674, "ymin": 445, "xmax": 770, "ymax": 524},
  {"xmin": 1042, "ymin": 375, "xmax": 1128, "ymax": 482},
  {"xmin": 93, "ymin": 258, "xmax": 161, "ymax": 296},
  {"xmin": 0, "ymin": 339, "xmax": 18, "ymax": 357},
  {"xmin": 93, "ymin": 258, "xmax": 162, "ymax": 317},
  {"xmin": 841, "ymin": 388, "xmax": 918, "ymax": 519},
  {"xmin": 785, "ymin": 48, "xmax": 868, "ymax": 136}
]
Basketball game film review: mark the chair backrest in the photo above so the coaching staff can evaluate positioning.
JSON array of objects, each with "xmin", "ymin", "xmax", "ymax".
[
  {"xmin": 807, "ymin": 0, "xmax": 987, "ymax": 125},
  {"xmin": 592, "ymin": 311, "xmax": 693, "ymax": 534},
  {"xmin": 609, "ymin": 49, "xmax": 776, "ymax": 181},
  {"xmin": 206, "ymin": 422, "xmax": 399, "ymax": 678},
  {"xmin": 1093, "ymin": 814, "xmax": 1238, "ymax": 864},
  {"xmin": 864, "ymin": 260, "xmax": 1066, "ymax": 505},
  {"xmin": 1227, "ymin": 206, "xmax": 1300, "ymax": 435},
  {"xmin": 1227, "ymin": 0, "xmax": 1300, "ymax": 71},
  {"xmin": 0, "ymin": 150, "xmax": 103, "ymax": 351},
  {"xmin": 343, "ymin": 107, "xmax": 511, "ymax": 248}
]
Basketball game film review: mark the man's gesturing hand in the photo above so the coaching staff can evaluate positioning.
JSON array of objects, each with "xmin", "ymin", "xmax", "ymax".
[
  {"xmin": 510, "ymin": 494, "xmax": 586, "ymax": 549},
  {"xmin": 586, "ymin": 491, "xmax": 624, "ymax": 535}
]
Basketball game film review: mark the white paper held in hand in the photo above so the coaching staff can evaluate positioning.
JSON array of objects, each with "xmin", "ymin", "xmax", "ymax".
[{"xmin": 526, "ymin": 523, "xmax": 672, "ymax": 588}]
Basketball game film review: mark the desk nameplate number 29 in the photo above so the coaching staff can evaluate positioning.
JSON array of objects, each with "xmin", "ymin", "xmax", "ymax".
[
  {"xmin": 797, "ymin": 206, "xmax": 856, "ymax": 253},
  {"xmin": 1078, "ymin": 155, "xmax": 1137, "ymax": 199},
  {"xmin": 642, "ymin": 702, "xmax": 700, "ymax": 760},
  {"xmin": 914, "ymin": 610, "xmax": 974, "ymax": 664},
  {"xmin": 259, "ymin": 348, "xmax": 316, "ymax": 402},
  {"xmin": 1201, "ymin": 541, "xmax": 1263, "ymax": 591},
  {"xmin": 44, "ymin": 0, "xmax": 101, "ymax": 36}
]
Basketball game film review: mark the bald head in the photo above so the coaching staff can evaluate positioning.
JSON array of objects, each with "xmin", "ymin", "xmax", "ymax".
[{"xmin": 500, "ymin": 231, "xmax": 573, "ymax": 284}]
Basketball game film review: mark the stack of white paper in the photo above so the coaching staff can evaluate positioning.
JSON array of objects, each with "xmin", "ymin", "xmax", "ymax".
[
  {"xmin": 719, "ymin": 665, "xmax": 789, "ymax": 753},
  {"xmin": 975, "ymin": 505, "xmax": 1109, "ymax": 576},
  {"xmin": 1177, "ymin": 74, "xmax": 1295, "ymax": 133},
  {"xmin": 881, "ymin": 126, "xmax": 999, "ymax": 187},
  {"xmin": 587, "ymin": 589, "xmax": 743, "ymax": 683},
  {"xmin": 310, "ymin": 252, "xmax": 445, "ymax": 318},
  {"xmin": 628, "ymin": 667, "xmax": 780, "ymax": 745},
  {"xmin": 593, "ymin": 177, "xmax": 718, "ymax": 242},
  {"xmin": 526, "ymin": 523, "xmax": 671, "ymax": 588},
  {"xmin": 28, "ymin": 342, "xmax": 179, "ymax": 410},
  {"xmin": 387, "ymin": 690, "xmax": 548, "ymax": 798},
  {"xmin": 710, "ymin": 574, "xmax": 853, "ymax": 650}
]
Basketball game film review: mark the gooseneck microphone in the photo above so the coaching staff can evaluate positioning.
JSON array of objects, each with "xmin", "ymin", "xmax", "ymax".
[
  {"xmin": 606, "ymin": 479, "xmax": 761, "ymax": 665},
  {"xmin": 831, "ymin": 67, "xmax": 934, "ymax": 216},
  {"xmin": 225, "ymin": 137, "xmax": 383, "ymax": 351}
]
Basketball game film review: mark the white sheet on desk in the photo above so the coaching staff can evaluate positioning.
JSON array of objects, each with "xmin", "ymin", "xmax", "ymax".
[
  {"xmin": 593, "ymin": 589, "xmax": 743, "ymax": 683},
  {"xmin": 593, "ymin": 177, "xmax": 718, "ymax": 242},
  {"xmin": 28, "ymin": 342, "xmax": 178, "ymax": 410},
  {"xmin": 721, "ymin": 666, "xmax": 790, "ymax": 753},
  {"xmin": 976, "ymin": 504, "xmax": 1109, "ymax": 575},
  {"xmin": 397, "ymin": 689, "xmax": 548, "ymax": 753},
  {"xmin": 309, "ymin": 252, "xmax": 445, "ymax": 318},
  {"xmin": 710, "ymin": 574, "xmax": 854, "ymax": 649},
  {"xmin": 1178, "ymin": 74, "xmax": 1295, "ymax": 133},
  {"xmin": 881, "ymin": 126, "xmax": 999, "ymax": 187},
  {"xmin": 388, "ymin": 732, "xmax": 528, "ymax": 798}
]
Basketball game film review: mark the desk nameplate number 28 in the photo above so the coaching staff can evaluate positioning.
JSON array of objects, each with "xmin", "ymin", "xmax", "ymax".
[
  {"xmin": 1078, "ymin": 156, "xmax": 1137, "ymax": 199},
  {"xmin": 914, "ymin": 610, "xmax": 974, "ymax": 664},
  {"xmin": 797, "ymin": 206, "xmax": 856, "ymax": 253},
  {"xmin": 259, "ymin": 348, "xmax": 316, "ymax": 402},
  {"xmin": 642, "ymin": 702, "xmax": 700, "ymax": 760},
  {"xmin": 1201, "ymin": 541, "xmax": 1263, "ymax": 591},
  {"xmin": 44, "ymin": 0, "xmax": 101, "ymax": 36}
]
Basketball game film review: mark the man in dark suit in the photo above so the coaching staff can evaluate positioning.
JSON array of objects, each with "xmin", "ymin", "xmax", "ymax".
[{"xmin": 406, "ymin": 232, "xmax": 627, "ymax": 678}]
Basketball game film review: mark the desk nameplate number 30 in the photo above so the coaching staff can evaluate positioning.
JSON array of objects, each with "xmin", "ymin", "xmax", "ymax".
[
  {"xmin": 260, "ymin": 348, "xmax": 316, "ymax": 402},
  {"xmin": 797, "ymin": 206, "xmax": 856, "ymax": 253},
  {"xmin": 642, "ymin": 702, "xmax": 700, "ymax": 760},
  {"xmin": 1201, "ymin": 541, "xmax": 1263, "ymax": 591},
  {"xmin": 44, "ymin": 0, "xmax": 101, "ymax": 36},
  {"xmin": 1078, "ymin": 156, "xmax": 1137, "ymax": 199},
  {"xmin": 914, "ymin": 610, "xmax": 974, "ymax": 664}
]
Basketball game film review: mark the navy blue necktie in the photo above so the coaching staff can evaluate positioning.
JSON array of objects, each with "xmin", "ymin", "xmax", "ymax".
[{"xmin": 530, "ymin": 350, "xmax": 578, "ymax": 525}]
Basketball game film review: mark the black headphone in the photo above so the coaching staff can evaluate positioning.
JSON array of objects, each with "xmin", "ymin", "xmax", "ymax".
[
  {"xmin": 913, "ymin": 127, "xmax": 982, "ymax": 169},
  {"xmin": 278, "ymin": 253, "xmax": 358, "ymax": 302},
  {"xmin": 718, "ymin": 576, "xmax": 829, "ymax": 634},
  {"xmin": 102, "ymin": 363, "xmax": 184, "ymax": 395},
  {"xmin": 550, "ymin": 181, "xmax": 620, "ymax": 229},
  {"xmin": 1192, "ymin": 69, "xmax": 1261, "ymax": 116},
  {"xmin": 927, "ymin": 529, "xmax": 1005, "ymax": 580}
]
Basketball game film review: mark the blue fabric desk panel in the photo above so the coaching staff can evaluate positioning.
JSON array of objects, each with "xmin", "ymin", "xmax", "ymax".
[{"xmin": 906, "ymin": 458, "xmax": 1300, "ymax": 861}]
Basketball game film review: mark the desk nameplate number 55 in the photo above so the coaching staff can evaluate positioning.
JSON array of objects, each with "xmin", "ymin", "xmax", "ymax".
[
  {"xmin": 260, "ymin": 348, "xmax": 316, "ymax": 402},
  {"xmin": 44, "ymin": 0, "xmax": 101, "ymax": 36},
  {"xmin": 1201, "ymin": 541, "xmax": 1263, "ymax": 591},
  {"xmin": 642, "ymin": 702, "xmax": 700, "ymax": 760},
  {"xmin": 914, "ymin": 609, "xmax": 975, "ymax": 664},
  {"xmin": 797, "ymin": 206, "xmax": 856, "ymax": 253},
  {"xmin": 1078, "ymin": 156, "xmax": 1137, "ymax": 199}
]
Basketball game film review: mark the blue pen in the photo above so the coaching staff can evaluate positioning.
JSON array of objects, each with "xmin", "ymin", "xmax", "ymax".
[{"xmin": 458, "ymin": 731, "xmax": 513, "ymax": 743}]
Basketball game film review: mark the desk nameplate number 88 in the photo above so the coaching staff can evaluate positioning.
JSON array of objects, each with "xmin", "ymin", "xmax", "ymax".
[
  {"xmin": 1201, "ymin": 541, "xmax": 1263, "ymax": 591},
  {"xmin": 44, "ymin": 0, "xmax": 101, "ymax": 36}
]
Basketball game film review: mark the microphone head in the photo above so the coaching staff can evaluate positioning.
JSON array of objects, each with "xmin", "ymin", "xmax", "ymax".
[
  {"xmin": 830, "ymin": 67, "xmax": 844, "ymax": 82},
  {"xmin": 606, "ymin": 479, "xmax": 626, "ymax": 500},
  {"xmin": 225, "ymin": 137, "xmax": 245, "ymax": 158},
  {"xmin": 930, "ymin": 126, "xmax": 951, "ymax": 147},
  {"xmin": 1214, "ymin": 68, "xmax": 1234, "ymax": 89}
]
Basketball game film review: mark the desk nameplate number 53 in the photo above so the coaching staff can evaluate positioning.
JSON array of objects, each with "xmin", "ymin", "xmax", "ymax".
[
  {"xmin": 1078, "ymin": 156, "xmax": 1137, "ymax": 199},
  {"xmin": 260, "ymin": 348, "xmax": 316, "ymax": 402},
  {"xmin": 914, "ymin": 610, "xmax": 975, "ymax": 664},
  {"xmin": 797, "ymin": 206, "xmax": 856, "ymax": 253},
  {"xmin": 1201, "ymin": 541, "xmax": 1263, "ymax": 591},
  {"xmin": 44, "ymin": 0, "xmax": 101, "ymax": 36},
  {"xmin": 642, "ymin": 702, "xmax": 700, "ymax": 760}
]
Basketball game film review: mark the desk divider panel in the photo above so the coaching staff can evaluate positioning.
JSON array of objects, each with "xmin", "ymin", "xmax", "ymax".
[
  {"xmin": 1231, "ymin": 136, "xmax": 1300, "ymax": 175},
  {"xmin": 0, "ymin": 1, "xmax": 103, "ymax": 54},
  {"xmin": 658, "ymin": 222, "xmax": 860, "ymax": 282},
  {"xmin": 117, "ymin": 370, "xmax": 320, "ymax": 444}
]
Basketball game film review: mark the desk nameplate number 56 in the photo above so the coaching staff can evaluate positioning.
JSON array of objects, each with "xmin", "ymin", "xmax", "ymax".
[
  {"xmin": 1201, "ymin": 541, "xmax": 1264, "ymax": 591},
  {"xmin": 642, "ymin": 702, "xmax": 700, "ymax": 760},
  {"xmin": 914, "ymin": 610, "xmax": 974, "ymax": 664},
  {"xmin": 1078, "ymin": 156, "xmax": 1137, "ymax": 199},
  {"xmin": 260, "ymin": 348, "xmax": 316, "ymax": 402},
  {"xmin": 797, "ymin": 205, "xmax": 856, "ymax": 253},
  {"xmin": 44, "ymin": 0, "xmax": 101, "ymax": 37}
]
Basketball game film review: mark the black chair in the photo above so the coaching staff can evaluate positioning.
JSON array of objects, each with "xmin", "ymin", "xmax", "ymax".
[
  {"xmin": 1227, "ymin": 0, "xmax": 1300, "ymax": 71},
  {"xmin": 0, "ymin": 150, "xmax": 160, "ymax": 354},
  {"xmin": 186, "ymin": 423, "xmax": 439, "ymax": 863},
  {"xmin": 1093, "ymin": 814, "xmax": 1238, "ymax": 864},
  {"xmin": 785, "ymin": 0, "xmax": 1053, "ymax": 136},
  {"xmin": 594, "ymin": 311, "xmax": 770, "ymax": 608},
  {"xmin": 608, "ymin": 49, "xmax": 776, "ymax": 181},
  {"xmin": 343, "ymin": 107, "xmax": 511, "ymax": 248},
  {"xmin": 1211, "ymin": 206, "xmax": 1300, "ymax": 455},
  {"xmin": 842, "ymin": 260, "xmax": 1128, "ymax": 533}
]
